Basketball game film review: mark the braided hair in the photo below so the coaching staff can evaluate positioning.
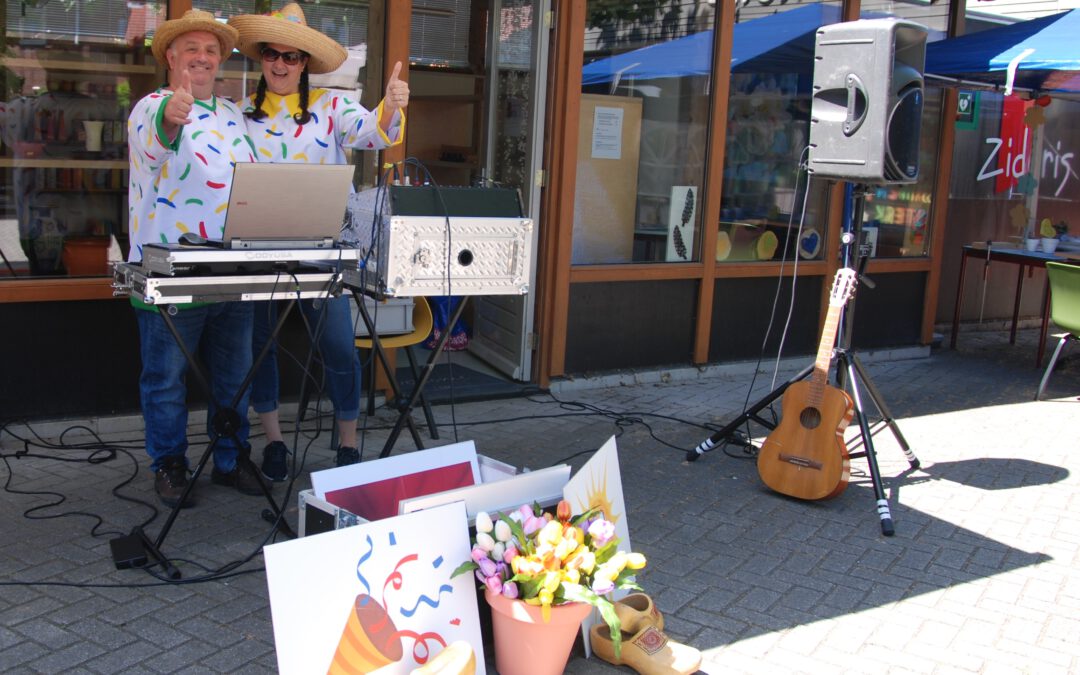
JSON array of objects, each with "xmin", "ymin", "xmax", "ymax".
[
  {"xmin": 294, "ymin": 69, "xmax": 312, "ymax": 125},
  {"xmin": 244, "ymin": 46, "xmax": 312, "ymax": 125}
]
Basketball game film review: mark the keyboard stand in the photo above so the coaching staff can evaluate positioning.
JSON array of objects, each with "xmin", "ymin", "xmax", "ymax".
[{"xmin": 110, "ymin": 297, "xmax": 302, "ymax": 578}]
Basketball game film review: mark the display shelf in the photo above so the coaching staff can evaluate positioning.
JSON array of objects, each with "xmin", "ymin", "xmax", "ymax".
[
  {"xmin": 0, "ymin": 159, "xmax": 128, "ymax": 170},
  {"xmin": 0, "ymin": 57, "xmax": 156, "ymax": 75}
]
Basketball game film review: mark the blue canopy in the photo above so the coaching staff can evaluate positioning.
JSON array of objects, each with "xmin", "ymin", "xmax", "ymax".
[
  {"xmin": 581, "ymin": 4, "xmax": 841, "ymax": 86},
  {"xmin": 925, "ymin": 10, "xmax": 1080, "ymax": 97}
]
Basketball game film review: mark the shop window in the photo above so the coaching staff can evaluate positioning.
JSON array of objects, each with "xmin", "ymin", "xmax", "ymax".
[
  {"xmin": 202, "ymin": 0, "xmax": 382, "ymax": 189},
  {"xmin": 859, "ymin": 88, "xmax": 941, "ymax": 258},
  {"xmin": 719, "ymin": 1, "xmax": 839, "ymax": 265},
  {"xmin": 575, "ymin": 0, "xmax": 713, "ymax": 264},
  {"xmin": 856, "ymin": 0, "xmax": 951, "ymax": 259},
  {"xmin": 1, "ymin": 0, "xmax": 165, "ymax": 278}
]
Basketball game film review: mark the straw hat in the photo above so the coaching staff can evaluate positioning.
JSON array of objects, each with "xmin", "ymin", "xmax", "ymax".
[
  {"xmin": 151, "ymin": 9, "xmax": 238, "ymax": 65},
  {"xmin": 228, "ymin": 3, "xmax": 347, "ymax": 74}
]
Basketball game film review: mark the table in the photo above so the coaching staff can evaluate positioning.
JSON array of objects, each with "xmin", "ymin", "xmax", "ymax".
[{"xmin": 950, "ymin": 243, "xmax": 1080, "ymax": 367}]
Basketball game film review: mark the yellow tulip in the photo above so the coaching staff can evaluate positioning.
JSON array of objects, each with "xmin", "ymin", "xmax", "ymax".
[
  {"xmin": 563, "ymin": 526, "xmax": 584, "ymax": 547},
  {"xmin": 554, "ymin": 537, "xmax": 577, "ymax": 561},
  {"xmin": 563, "ymin": 568, "xmax": 581, "ymax": 584},
  {"xmin": 538, "ymin": 572, "xmax": 557, "ymax": 592},
  {"xmin": 538, "ymin": 521, "xmax": 563, "ymax": 546},
  {"xmin": 626, "ymin": 552, "xmax": 647, "ymax": 570}
]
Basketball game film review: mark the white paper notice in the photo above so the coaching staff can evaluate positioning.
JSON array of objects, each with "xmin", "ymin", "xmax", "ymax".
[{"xmin": 591, "ymin": 106, "xmax": 624, "ymax": 160}]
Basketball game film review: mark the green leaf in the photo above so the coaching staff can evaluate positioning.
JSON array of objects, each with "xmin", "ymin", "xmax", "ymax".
[
  {"xmin": 451, "ymin": 560, "xmax": 478, "ymax": 578},
  {"xmin": 499, "ymin": 512, "xmax": 532, "ymax": 554}
]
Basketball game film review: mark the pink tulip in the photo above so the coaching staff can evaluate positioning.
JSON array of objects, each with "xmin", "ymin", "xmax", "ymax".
[
  {"xmin": 588, "ymin": 519, "xmax": 616, "ymax": 546},
  {"xmin": 484, "ymin": 575, "xmax": 503, "ymax": 595},
  {"xmin": 471, "ymin": 545, "xmax": 489, "ymax": 563},
  {"xmin": 503, "ymin": 546, "xmax": 519, "ymax": 564},
  {"xmin": 591, "ymin": 577, "xmax": 615, "ymax": 595}
]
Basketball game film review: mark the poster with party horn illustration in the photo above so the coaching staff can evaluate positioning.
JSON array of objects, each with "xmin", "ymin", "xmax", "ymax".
[{"xmin": 264, "ymin": 501, "xmax": 485, "ymax": 674}]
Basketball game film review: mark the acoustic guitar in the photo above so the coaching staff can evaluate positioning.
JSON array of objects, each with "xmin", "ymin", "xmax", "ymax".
[{"xmin": 757, "ymin": 268, "xmax": 857, "ymax": 501}]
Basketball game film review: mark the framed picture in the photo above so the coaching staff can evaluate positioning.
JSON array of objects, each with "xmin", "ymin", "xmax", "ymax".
[
  {"xmin": 665, "ymin": 185, "xmax": 697, "ymax": 262},
  {"xmin": 311, "ymin": 441, "xmax": 481, "ymax": 522}
]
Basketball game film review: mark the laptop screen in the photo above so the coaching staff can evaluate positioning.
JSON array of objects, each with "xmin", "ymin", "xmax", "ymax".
[{"xmin": 222, "ymin": 163, "xmax": 356, "ymax": 249}]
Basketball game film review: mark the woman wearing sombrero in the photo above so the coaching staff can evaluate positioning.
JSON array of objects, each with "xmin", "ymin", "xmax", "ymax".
[{"xmin": 227, "ymin": 3, "xmax": 409, "ymax": 478}]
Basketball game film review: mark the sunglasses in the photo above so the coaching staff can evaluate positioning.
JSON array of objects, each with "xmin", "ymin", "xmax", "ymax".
[{"xmin": 260, "ymin": 46, "xmax": 306, "ymax": 66}]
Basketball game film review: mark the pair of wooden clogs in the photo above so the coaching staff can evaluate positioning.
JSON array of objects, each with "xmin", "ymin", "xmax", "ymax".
[{"xmin": 590, "ymin": 593, "xmax": 702, "ymax": 674}]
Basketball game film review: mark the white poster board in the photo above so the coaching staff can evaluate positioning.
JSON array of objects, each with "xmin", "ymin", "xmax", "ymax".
[
  {"xmin": 562, "ymin": 435, "xmax": 632, "ymax": 657},
  {"xmin": 665, "ymin": 185, "xmax": 697, "ymax": 262},
  {"xmin": 264, "ymin": 502, "xmax": 485, "ymax": 674}
]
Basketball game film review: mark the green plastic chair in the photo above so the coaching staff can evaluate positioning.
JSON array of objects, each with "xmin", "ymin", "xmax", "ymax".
[{"xmin": 1036, "ymin": 262, "xmax": 1080, "ymax": 400}]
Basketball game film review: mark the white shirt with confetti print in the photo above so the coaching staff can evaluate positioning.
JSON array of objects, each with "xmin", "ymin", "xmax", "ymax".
[
  {"xmin": 127, "ymin": 88, "xmax": 256, "ymax": 263},
  {"xmin": 241, "ymin": 89, "xmax": 402, "ymax": 166}
]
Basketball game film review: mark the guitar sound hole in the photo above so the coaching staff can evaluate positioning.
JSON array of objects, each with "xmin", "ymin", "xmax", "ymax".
[{"xmin": 800, "ymin": 407, "xmax": 822, "ymax": 430}]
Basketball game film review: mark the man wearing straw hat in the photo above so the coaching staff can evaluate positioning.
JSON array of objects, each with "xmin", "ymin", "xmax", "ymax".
[
  {"xmin": 227, "ymin": 3, "xmax": 408, "ymax": 479},
  {"xmin": 128, "ymin": 10, "xmax": 268, "ymax": 507}
]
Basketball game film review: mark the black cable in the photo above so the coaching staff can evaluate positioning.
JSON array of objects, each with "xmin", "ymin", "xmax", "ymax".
[
  {"xmin": 0, "ymin": 420, "xmax": 159, "ymax": 538},
  {"xmin": 724, "ymin": 145, "xmax": 813, "ymax": 453}
]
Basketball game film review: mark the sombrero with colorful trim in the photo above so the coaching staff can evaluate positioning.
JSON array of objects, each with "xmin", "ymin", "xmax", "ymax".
[
  {"xmin": 228, "ymin": 3, "xmax": 347, "ymax": 74},
  {"xmin": 152, "ymin": 9, "xmax": 238, "ymax": 65}
]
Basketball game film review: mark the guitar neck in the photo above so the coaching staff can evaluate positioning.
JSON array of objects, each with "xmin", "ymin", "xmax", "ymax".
[{"xmin": 808, "ymin": 302, "xmax": 843, "ymax": 403}]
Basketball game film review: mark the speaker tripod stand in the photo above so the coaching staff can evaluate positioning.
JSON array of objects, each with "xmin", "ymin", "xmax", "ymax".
[{"xmin": 686, "ymin": 184, "xmax": 919, "ymax": 536}]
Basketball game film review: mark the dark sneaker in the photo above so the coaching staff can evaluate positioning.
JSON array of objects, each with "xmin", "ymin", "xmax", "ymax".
[
  {"xmin": 155, "ymin": 455, "xmax": 195, "ymax": 508},
  {"xmin": 335, "ymin": 446, "xmax": 360, "ymax": 467},
  {"xmin": 211, "ymin": 461, "xmax": 270, "ymax": 496},
  {"xmin": 261, "ymin": 441, "xmax": 290, "ymax": 482}
]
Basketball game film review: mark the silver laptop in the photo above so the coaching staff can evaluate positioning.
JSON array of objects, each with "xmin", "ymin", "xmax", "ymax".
[{"xmin": 222, "ymin": 163, "xmax": 355, "ymax": 249}]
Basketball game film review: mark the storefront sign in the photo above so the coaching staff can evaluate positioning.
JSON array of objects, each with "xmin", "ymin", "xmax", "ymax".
[
  {"xmin": 976, "ymin": 95, "xmax": 1034, "ymax": 193},
  {"xmin": 1041, "ymin": 134, "xmax": 1077, "ymax": 198}
]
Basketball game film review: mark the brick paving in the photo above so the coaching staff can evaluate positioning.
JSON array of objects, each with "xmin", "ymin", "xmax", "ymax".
[{"xmin": 1, "ymin": 328, "xmax": 1078, "ymax": 674}]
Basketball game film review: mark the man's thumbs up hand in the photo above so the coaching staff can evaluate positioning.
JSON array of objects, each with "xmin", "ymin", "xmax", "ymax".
[
  {"xmin": 384, "ymin": 61, "xmax": 410, "ymax": 114},
  {"xmin": 164, "ymin": 69, "xmax": 195, "ymax": 129}
]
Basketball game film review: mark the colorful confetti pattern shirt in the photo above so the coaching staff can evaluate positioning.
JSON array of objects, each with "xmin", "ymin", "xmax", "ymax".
[
  {"xmin": 127, "ymin": 89, "xmax": 256, "ymax": 262},
  {"xmin": 241, "ymin": 89, "xmax": 403, "ymax": 166}
]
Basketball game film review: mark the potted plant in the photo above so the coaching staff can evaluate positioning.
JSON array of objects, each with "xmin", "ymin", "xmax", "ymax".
[
  {"xmin": 453, "ymin": 500, "xmax": 646, "ymax": 675},
  {"xmin": 1040, "ymin": 218, "xmax": 1062, "ymax": 253}
]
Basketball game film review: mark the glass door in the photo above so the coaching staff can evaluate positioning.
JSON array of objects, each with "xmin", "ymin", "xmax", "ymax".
[{"xmin": 469, "ymin": 0, "xmax": 549, "ymax": 380}]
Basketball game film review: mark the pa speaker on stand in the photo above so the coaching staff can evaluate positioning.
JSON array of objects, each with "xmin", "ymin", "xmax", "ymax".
[
  {"xmin": 685, "ymin": 19, "xmax": 927, "ymax": 536},
  {"xmin": 807, "ymin": 18, "xmax": 928, "ymax": 184}
]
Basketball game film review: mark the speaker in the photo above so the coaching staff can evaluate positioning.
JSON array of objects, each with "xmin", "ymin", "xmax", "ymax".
[{"xmin": 807, "ymin": 18, "xmax": 928, "ymax": 184}]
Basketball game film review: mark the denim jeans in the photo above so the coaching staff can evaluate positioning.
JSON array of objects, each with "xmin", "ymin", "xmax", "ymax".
[
  {"xmin": 135, "ymin": 302, "xmax": 254, "ymax": 473},
  {"xmin": 250, "ymin": 294, "xmax": 361, "ymax": 423}
]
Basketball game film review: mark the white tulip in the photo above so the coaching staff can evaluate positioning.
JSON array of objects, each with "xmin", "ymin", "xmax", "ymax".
[
  {"xmin": 475, "ymin": 511, "xmax": 494, "ymax": 533},
  {"xmin": 494, "ymin": 519, "xmax": 512, "ymax": 542},
  {"xmin": 492, "ymin": 542, "xmax": 505, "ymax": 560},
  {"xmin": 476, "ymin": 532, "xmax": 496, "ymax": 552}
]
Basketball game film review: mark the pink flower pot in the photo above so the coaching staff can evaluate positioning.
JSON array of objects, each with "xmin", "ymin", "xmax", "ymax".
[{"xmin": 484, "ymin": 588, "xmax": 590, "ymax": 675}]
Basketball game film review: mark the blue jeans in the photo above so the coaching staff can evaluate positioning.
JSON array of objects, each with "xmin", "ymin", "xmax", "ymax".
[
  {"xmin": 250, "ymin": 295, "xmax": 361, "ymax": 424},
  {"xmin": 135, "ymin": 302, "xmax": 254, "ymax": 473}
]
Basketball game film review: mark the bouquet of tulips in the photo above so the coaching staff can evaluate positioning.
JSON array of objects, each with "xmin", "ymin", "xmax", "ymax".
[{"xmin": 453, "ymin": 500, "xmax": 646, "ymax": 656}]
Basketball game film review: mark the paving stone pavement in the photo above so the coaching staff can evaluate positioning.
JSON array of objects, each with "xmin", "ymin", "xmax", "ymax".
[{"xmin": 1, "ymin": 328, "xmax": 1078, "ymax": 674}]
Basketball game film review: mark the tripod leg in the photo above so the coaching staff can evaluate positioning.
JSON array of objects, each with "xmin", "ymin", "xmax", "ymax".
[
  {"xmin": 685, "ymin": 362, "xmax": 814, "ymax": 461},
  {"xmin": 840, "ymin": 354, "xmax": 894, "ymax": 537},
  {"xmin": 848, "ymin": 353, "xmax": 919, "ymax": 469},
  {"xmin": 379, "ymin": 298, "xmax": 470, "ymax": 459}
]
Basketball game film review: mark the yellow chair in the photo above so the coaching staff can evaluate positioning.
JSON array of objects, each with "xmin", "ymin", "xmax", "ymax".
[{"xmin": 355, "ymin": 297, "xmax": 439, "ymax": 438}]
